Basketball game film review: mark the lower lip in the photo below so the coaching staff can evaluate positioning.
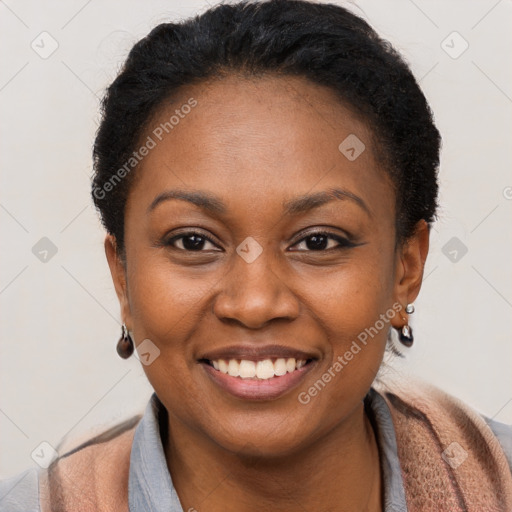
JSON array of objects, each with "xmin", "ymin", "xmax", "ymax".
[{"xmin": 200, "ymin": 361, "xmax": 316, "ymax": 401}]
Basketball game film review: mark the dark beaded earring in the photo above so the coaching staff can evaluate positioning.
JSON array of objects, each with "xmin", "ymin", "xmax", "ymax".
[
  {"xmin": 117, "ymin": 324, "xmax": 134, "ymax": 359},
  {"xmin": 399, "ymin": 324, "xmax": 414, "ymax": 347},
  {"xmin": 398, "ymin": 303, "xmax": 414, "ymax": 347}
]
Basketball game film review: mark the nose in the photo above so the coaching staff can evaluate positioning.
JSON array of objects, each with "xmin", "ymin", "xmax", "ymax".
[{"xmin": 213, "ymin": 247, "xmax": 300, "ymax": 329}]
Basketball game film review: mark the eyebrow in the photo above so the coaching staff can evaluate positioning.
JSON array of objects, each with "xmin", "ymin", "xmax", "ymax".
[
  {"xmin": 283, "ymin": 187, "xmax": 371, "ymax": 217},
  {"xmin": 147, "ymin": 187, "xmax": 371, "ymax": 217}
]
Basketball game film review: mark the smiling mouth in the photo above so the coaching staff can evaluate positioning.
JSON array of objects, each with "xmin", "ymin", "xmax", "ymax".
[{"xmin": 199, "ymin": 357, "xmax": 315, "ymax": 380}]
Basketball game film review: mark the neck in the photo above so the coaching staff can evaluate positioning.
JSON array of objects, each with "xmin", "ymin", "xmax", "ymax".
[{"xmin": 162, "ymin": 400, "xmax": 382, "ymax": 512}]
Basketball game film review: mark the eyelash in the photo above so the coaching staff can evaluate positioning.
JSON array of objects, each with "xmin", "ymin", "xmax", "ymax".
[{"xmin": 164, "ymin": 229, "xmax": 356, "ymax": 253}]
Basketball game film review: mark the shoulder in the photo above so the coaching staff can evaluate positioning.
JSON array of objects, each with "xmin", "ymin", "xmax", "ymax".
[
  {"xmin": 373, "ymin": 374, "xmax": 512, "ymax": 473},
  {"xmin": 0, "ymin": 467, "xmax": 40, "ymax": 512},
  {"xmin": 43, "ymin": 414, "xmax": 142, "ymax": 510},
  {"xmin": 0, "ymin": 414, "xmax": 143, "ymax": 512},
  {"xmin": 481, "ymin": 414, "xmax": 512, "ymax": 474},
  {"xmin": 372, "ymin": 374, "xmax": 512, "ymax": 508}
]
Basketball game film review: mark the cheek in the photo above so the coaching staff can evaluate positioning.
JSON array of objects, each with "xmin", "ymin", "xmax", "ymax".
[
  {"xmin": 302, "ymin": 245, "xmax": 396, "ymax": 383},
  {"xmin": 304, "ymin": 245, "xmax": 396, "ymax": 335},
  {"xmin": 124, "ymin": 254, "xmax": 220, "ymax": 398},
  {"xmin": 125, "ymin": 255, "xmax": 216, "ymax": 412},
  {"xmin": 293, "ymin": 267, "xmax": 394, "ymax": 426},
  {"xmin": 127, "ymin": 254, "xmax": 216, "ymax": 339}
]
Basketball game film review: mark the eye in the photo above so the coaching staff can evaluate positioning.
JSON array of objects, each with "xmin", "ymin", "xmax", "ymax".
[
  {"xmin": 165, "ymin": 231, "xmax": 221, "ymax": 252},
  {"xmin": 163, "ymin": 229, "xmax": 355, "ymax": 253},
  {"xmin": 290, "ymin": 230, "xmax": 355, "ymax": 252}
]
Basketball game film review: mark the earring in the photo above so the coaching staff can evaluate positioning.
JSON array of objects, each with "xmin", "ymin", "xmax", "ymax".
[
  {"xmin": 398, "ymin": 303, "xmax": 414, "ymax": 347},
  {"xmin": 399, "ymin": 323, "xmax": 414, "ymax": 347},
  {"xmin": 117, "ymin": 324, "xmax": 134, "ymax": 359}
]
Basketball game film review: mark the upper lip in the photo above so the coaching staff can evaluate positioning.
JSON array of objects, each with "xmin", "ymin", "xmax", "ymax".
[{"xmin": 199, "ymin": 344, "xmax": 319, "ymax": 362}]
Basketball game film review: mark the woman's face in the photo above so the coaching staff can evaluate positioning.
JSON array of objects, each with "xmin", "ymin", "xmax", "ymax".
[{"xmin": 107, "ymin": 74, "xmax": 428, "ymax": 457}]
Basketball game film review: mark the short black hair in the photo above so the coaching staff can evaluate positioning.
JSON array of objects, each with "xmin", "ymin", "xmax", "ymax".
[{"xmin": 91, "ymin": 0, "xmax": 441, "ymax": 254}]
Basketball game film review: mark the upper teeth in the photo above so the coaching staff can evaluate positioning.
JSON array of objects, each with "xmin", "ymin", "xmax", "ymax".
[{"xmin": 211, "ymin": 358, "xmax": 307, "ymax": 379}]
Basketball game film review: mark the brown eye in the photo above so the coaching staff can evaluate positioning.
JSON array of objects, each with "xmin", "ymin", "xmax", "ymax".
[
  {"xmin": 166, "ymin": 231, "xmax": 220, "ymax": 252},
  {"xmin": 291, "ymin": 231, "xmax": 355, "ymax": 252}
]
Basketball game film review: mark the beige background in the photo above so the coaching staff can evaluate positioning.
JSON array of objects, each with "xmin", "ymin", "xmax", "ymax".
[{"xmin": 1, "ymin": 0, "xmax": 511, "ymax": 478}]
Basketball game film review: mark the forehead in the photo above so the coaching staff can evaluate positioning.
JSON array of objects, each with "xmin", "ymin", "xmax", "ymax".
[{"xmin": 128, "ymin": 74, "xmax": 395, "ymax": 222}]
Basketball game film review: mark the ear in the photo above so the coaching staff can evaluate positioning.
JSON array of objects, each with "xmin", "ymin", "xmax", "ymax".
[
  {"xmin": 104, "ymin": 234, "xmax": 133, "ymax": 328},
  {"xmin": 390, "ymin": 220, "xmax": 430, "ymax": 329}
]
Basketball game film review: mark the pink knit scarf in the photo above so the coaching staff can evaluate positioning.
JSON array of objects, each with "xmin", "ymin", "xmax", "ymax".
[{"xmin": 39, "ymin": 377, "xmax": 512, "ymax": 511}]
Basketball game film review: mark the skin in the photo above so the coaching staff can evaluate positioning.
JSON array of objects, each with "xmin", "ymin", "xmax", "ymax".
[{"xmin": 106, "ymin": 74, "xmax": 429, "ymax": 512}]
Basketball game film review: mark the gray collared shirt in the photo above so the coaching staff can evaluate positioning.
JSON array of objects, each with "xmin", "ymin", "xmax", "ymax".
[{"xmin": 1, "ymin": 387, "xmax": 511, "ymax": 512}]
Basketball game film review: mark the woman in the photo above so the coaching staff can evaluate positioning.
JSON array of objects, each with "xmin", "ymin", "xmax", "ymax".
[{"xmin": 1, "ymin": 0, "xmax": 511, "ymax": 510}]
